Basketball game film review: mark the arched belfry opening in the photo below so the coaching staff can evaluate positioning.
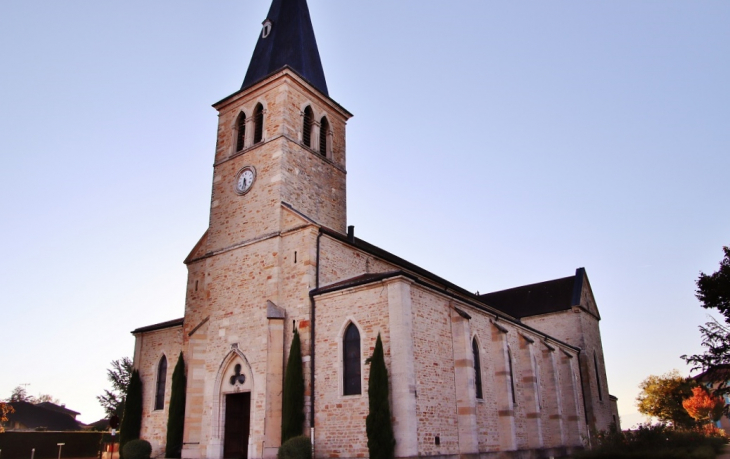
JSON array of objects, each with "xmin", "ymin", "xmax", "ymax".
[
  {"xmin": 319, "ymin": 116, "xmax": 329, "ymax": 156},
  {"xmin": 302, "ymin": 106, "xmax": 314, "ymax": 148},
  {"xmin": 236, "ymin": 112, "xmax": 247, "ymax": 152},
  {"xmin": 253, "ymin": 103, "xmax": 264, "ymax": 144}
]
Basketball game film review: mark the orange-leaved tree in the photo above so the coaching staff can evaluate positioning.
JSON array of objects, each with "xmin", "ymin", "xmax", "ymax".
[
  {"xmin": 0, "ymin": 401, "xmax": 14, "ymax": 433},
  {"xmin": 682, "ymin": 386, "xmax": 725, "ymax": 425}
]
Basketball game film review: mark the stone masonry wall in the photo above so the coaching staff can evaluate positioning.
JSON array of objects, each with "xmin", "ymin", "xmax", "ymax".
[
  {"xmin": 318, "ymin": 236, "xmax": 397, "ymax": 287},
  {"xmin": 523, "ymin": 309, "xmax": 613, "ymax": 434},
  {"xmin": 313, "ymin": 283, "xmax": 391, "ymax": 458},
  {"xmin": 409, "ymin": 285, "xmax": 460, "ymax": 457},
  {"xmin": 134, "ymin": 325, "xmax": 183, "ymax": 458},
  {"xmin": 181, "ymin": 224, "xmax": 319, "ymax": 459}
]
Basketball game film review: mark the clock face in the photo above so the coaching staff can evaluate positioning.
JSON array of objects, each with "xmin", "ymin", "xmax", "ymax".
[{"xmin": 235, "ymin": 166, "xmax": 256, "ymax": 195}]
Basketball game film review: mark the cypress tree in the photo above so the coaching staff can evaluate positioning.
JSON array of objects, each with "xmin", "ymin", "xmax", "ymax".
[
  {"xmin": 281, "ymin": 329, "xmax": 304, "ymax": 443},
  {"xmin": 165, "ymin": 352, "xmax": 187, "ymax": 458},
  {"xmin": 119, "ymin": 369, "xmax": 143, "ymax": 459},
  {"xmin": 366, "ymin": 333, "xmax": 395, "ymax": 459}
]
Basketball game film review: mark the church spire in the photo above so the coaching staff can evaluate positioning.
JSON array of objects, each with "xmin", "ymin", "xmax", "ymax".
[{"xmin": 242, "ymin": 0, "xmax": 329, "ymax": 96}]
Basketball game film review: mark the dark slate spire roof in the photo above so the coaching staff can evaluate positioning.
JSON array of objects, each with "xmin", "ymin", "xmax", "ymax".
[{"xmin": 242, "ymin": 0, "xmax": 328, "ymax": 96}]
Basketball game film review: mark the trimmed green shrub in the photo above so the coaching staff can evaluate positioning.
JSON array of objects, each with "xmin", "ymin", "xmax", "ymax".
[
  {"xmin": 119, "ymin": 369, "xmax": 143, "ymax": 459},
  {"xmin": 165, "ymin": 352, "xmax": 187, "ymax": 458},
  {"xmin": 366, "ymin": 333, "xmax": 395, "ymax": 459},
  {"xmin": 277, "ymin": 435, "xmax": 311, "ymax": 459},
  {"xmin": 281, "ymin": 329, "xmax": 304, "ymax": 443},
  {"xmin": 122, "ymin": 439, "xmax": 152, "ymax": 459}
]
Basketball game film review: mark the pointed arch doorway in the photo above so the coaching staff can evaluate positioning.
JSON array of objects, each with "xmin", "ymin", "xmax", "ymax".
[
  {"xmin": 213, "ymin": 348, "xmax": 254, "ymax": 459},
  {"xmin": 224, "ymin": 391, "xmax": 251, "ymax": 459}
]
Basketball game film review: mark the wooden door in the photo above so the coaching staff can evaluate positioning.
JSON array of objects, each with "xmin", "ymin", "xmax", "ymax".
[{"xmin": 223, "ymin": 392, "xmax": 251, "ymax": 459}]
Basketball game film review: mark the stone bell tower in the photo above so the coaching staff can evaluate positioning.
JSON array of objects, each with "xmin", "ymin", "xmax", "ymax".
[
  {"xmin": 203, "ymin": 0, "xmax": 351, "ymax": 257},
  {"xmin": 177, "ymin": 0, "xmax": 351, "ymax": 458}
]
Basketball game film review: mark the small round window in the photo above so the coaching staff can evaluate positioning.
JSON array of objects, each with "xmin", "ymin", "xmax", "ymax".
[{"xmin": 261, "ymin": 20, "xmax": 272, "ymax": 38}]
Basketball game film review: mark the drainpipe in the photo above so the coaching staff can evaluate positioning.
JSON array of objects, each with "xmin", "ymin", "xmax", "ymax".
[
  {"xmin": 309, "ymin": 230, "xmax": 323, "ymax": 455},
  {"xmin": 576, "ymin": 349, "xmax": 591, "ymax": 447}
]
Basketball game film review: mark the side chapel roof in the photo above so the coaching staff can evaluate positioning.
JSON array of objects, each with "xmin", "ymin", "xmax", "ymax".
[
  {"xmin": 131, "ymin": 317, "xmax": 183, "ymax": 334},
  {"xmin": 241, "ymin": 0, "xmax": 328, "ymax": 96},
  {"xmin": 479, "ymin": 268, "xmax": 593, "ymax": 319}
]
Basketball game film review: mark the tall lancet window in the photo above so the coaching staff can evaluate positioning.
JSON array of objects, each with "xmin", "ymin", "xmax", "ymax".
[
  {"xmin": 343, "ymin": 323, "xmax": 361, "ymax": 395},
  {"xmin": 319, "ymin": 116, "xmax": 329, "ymax": 156},
  {"xmin": 235, "ymin": 112, "xmax": 246, "ymax": 152},
  {"xmin": 472, "ymin": 337, "xmax": 483, "ymax": 399},
  {"xmin": 253, "ymin": 103, "xmax": 264, "ymax": 144},
  {"xmin": 508, "ymin": 347, "xmax": 516, "ymax": 405},
  {"xmin": 594, "ymin": 351, "xmax": 603, "ymax": 401},
  {"xmin": 302, "ymin": 106, "xmax": 314, "ymax": 148},
  {"xmin": 155, "ymin": 355, "xmax": 168, "ymax": 410}
]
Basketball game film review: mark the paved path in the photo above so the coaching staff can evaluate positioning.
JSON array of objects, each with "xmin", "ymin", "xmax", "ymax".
[{"xmin": 717, "ymin": 445, "xmax": 730, "ymax": 459}]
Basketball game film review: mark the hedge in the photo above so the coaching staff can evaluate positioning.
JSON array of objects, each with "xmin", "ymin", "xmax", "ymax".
[{"xmin": 0, "ymin": 431, "xmax": 107, "ymax": 458}]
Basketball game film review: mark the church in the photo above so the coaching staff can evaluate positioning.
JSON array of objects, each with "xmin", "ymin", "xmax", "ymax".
[{"xmin": 131, "ymin": 0, "xmax": 619, "ymax": 458}]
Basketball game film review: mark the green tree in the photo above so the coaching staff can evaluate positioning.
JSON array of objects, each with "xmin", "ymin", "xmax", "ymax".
[
  {"xmin": 119, "ymin": 369, "xmax": 143, "ymax": 459},
  {"xmin": 5, "ymin": 387, "xmax": 60, "ymax": 405},
  {"xmin": 366, "ymin": 333, "xmax": 395, "ymax": 459},
  {"xmin": 7, "ymin": 386, "xmax": 34, "ymax": 403},
  {"xmin": 696, "ymin": 247, "xmax": 730, "ymax": 319},
  {"xmin": 281, "ymin": 329, "xmax": 304, "ymax": 443},
  {"xmin": 636, "ymin": 370, "xmax": 697, "ymax": 428},
  {"xmin": 36, "ymin": 394, "xmax": 60, "ymax": 404},
  {"xmin": 682, "ymin": 247, "xmax": 730, "ymax": 401},
  {"xmin": 98, "ymin": 357, "xmax": 133, "ymax": 418},
  {"xmin": 165, "ymin": 352, "xmax": 187, "ymax": 458}
]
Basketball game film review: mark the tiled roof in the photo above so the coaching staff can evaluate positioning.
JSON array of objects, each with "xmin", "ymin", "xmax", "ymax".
[
  {"xmin": 694, "ymin": 364, "xmax": 730, "ymax": 382},
  {"xmin": 7, "ymin": 402, "xmax": 81, "ymax": 431},
  {"xmin": 36, "ymin": 402, "xmax": 80, "ymax": 417},
  {"xmin": 317, "ymin": 271, "xmax": 403, "ymax": 293},
  {"xmin": 131, "ymin": 317, "xmax": 183, "ymax": 334},
  {"xmin": 478, "ymin": 275, "xmax": 579, "ymax": 319}
]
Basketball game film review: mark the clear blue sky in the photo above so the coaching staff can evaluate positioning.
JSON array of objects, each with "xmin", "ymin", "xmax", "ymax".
[{"xmin": 1, "ymin": 1, "xmax": 728, "ymax": 427}]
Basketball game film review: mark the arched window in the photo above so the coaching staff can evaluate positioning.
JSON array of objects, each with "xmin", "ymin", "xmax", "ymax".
[
  {"xmin": 235, "ymin": 112, "xmax": 246, "ymax": 152},
  {"xmin": 508, "ymin": 347, "xmax": 516, "ymax": 405},
  {"xmin": 472, "ymin": 337, "xmax": 483, "ymax": 399},
  {"xmin": 302, "ymin": 106, "xmax": 314, "ymax": 148},
  {"xmin": 319, "ymin": 116, "xmax": 329, "ymax": 156},
  {"xmin": 343, "ymin": 323, "xmax": 361, "ymax": 395},
  {"xmin": 594, "ymin": 351, "xmax": 603, "ymax": 401},
  {"xmin": 155, "ymin": 355, "xmax": 167, "ymax": 410},
  {"xmin": 253, "ymin": 103, "xmax": 264, "ymax": 144}
]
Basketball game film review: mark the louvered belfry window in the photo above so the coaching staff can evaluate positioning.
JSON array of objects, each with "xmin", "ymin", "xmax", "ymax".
[
  {"xmin": 302, "ymin": 106, "xmax": 313, "ymax": 148},
  {"xmin": 319, "ymin": 116, "xmax": 329, "ymax": 156},
  {"xmin": 155, "ymin": 355, "xmax": 167, "ymax": 410},
  {"xmin": 343, "ymin": 323, "xmax": 361, "ymax": 395},
  {"xmin": 253, "ymin": 103, "xmax": 264, "ymax": 144},
  {"xmin": 236, "ymin": 112, "xmax": 246, "ymax": 151}
]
